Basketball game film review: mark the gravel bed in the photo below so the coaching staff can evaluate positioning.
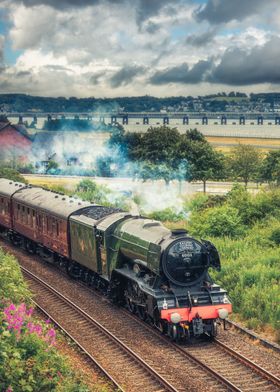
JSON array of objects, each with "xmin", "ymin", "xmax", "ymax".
[
  {"xmin": 217, "ymin": 325, "xmax": 280, "ymax": 378},
  {"xmin": 33, "ymin": 309, "xmax": 116, "ymax": 392},
  {"xmin": 2, "ymin": 239, "xmax": 279, "ymax": 391},
  {"xmin": 1, "ymin": 241, "xmax": 224, "ymax": 392}
]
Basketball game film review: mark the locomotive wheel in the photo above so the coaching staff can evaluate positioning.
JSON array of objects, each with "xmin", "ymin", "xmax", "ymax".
[
  {"xmin": 157, "ymin": 320, "xmax": 167, "ymax": 335},
  {"xmin": 137, "ymin": 305, "xmax": 147, "ymax": 321},
  {"xmin": 26, "ymin": 240, "xmax": 36, "ymax": 254},
  {"xmin": 209, "ymin": 320, "xmax": 218, "ymax": 338},
  {"xmin": 125, "ymin": 296, "xmax": 136, "ymax": 313},
  {"xmin": 171, "ymin": 324, "xmax": 178, "ymax": 341}
]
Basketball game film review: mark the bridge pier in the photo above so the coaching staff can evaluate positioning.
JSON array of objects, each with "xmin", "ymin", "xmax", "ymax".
[
  {"xmin": 74, "ymin": 115, "xmax": 79, "ymax": 120},
  {"xmin": 111, "ymin": 115, "xmax": 117, "ymax": 124},
  {"xmin": 221, "ymin": 116, "xmax": 227, "ymax": 125},
  {"xmin": 47, "ymin": 114, "xmax": 52, "ymax": 121},
  {"xmin": 33, "ymin": 115, "xmax": 37, "ymax": 124},
  {"xmin": 275, "ymin": 117, "xmax": 280, "ymax": 125},
  {"xmin": 122, "ymin": 115, "xmax": 128, "ymax": 125},
  {"xmin": 239, "ymin": 116, "xmax": 245, "ymax": 125},
  {"xmin": 99, "ymin": 117, "xmax": 105, "ymax": 123},
  {"xmin": 143, "ymin": 117, "xmax": 149, "ymax": 125},
  {"xmin": 257, "ymin": 116, "xmax": 263, "ymax": 125},
  {"xmin": 202, "ymin": 116, "xmax": 208, "ymax": 125},
  {"xmin": 183, "ymin": 116, "xmax": 189, "ymax": 125},
  {"xmin": 163, "ymin": 116, "xmax": 169, "ymax": 125}
]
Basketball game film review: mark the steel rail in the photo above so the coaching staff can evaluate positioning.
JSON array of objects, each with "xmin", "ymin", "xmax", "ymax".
[{"xmin": 21, "ymin": 265, "xmax": 179, "ymax": 392}]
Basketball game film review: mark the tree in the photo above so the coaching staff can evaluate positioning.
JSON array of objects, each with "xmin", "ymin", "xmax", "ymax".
[
  {"xmin": 259, "ymin": 150, "xmax": 280, "ymax": 185},
  {"xmin": 228, "ymin": 144, "xmax": 262, "ymax": 188},
  {"xmin": 137, "ymin": 161, "xmax": 188, "ymax": 186},
  {"xmin": 0, "ymin": 167, "xmax": 27, "ymax": 183},
  {"xmin": 189, "ymin": 144, "xmax": 225, "ymax": 193},
  {"xmin": 178, "ymin": 131, "xmax": 225, "ymax": 193},
  {"xmin": 46, "ymin": 160, "xmax": 59, "ymax": 174},
  {"xmin": 185, "ymin": 128, "xmax": 206, "ymax": 142},
  {"xmin": 130, "ymin": 126, "xmax": 183, "ymax": 185},
  {"xmin": 134, "ymin": 126, "xmax": 181, "ymax": 165}
]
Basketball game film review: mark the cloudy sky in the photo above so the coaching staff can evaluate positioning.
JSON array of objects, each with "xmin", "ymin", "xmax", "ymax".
[{"xmin": 0, "ymin": 0, "xmax": 280, "ymax": 97}]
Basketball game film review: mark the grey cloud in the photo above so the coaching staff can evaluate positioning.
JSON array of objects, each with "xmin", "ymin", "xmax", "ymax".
[
  {"xmin": 44, "ymin": 64, "xmax": 72, "ymax": 72},
  {"xmin": 90, "ymin": 71, "xmax": 107, "ymax": 85},
  {"xmin": 12, "ymin": 0, "xmax": 104, "ymax": 9},
  {"xmin": 16, "ymin": 71, "xmax": 31, "ymax": 77},
  {"xmin": 144, "ymin": 21, "xmax": 160, "ymax": 34},
  {"xmin": 13, "ymin": 0, "xmax": 176, "ymax": 24},
  {"xmin": 149, "ymin": 60, "xmax": 212, "ymax": 85},
  {"xmin": 135, "ymin": 0, "xmax": 174, "ymax": 26},
  {"xmin": 195, "ymin": 0, "xmax": 277, "ymax": 24},
  {"xmin": 110, "ymin": 65, "xmax": 145, "ymax": 88},
  {"xmin": 208, "ymin": 36, "xmax": 280, "ymax": 85},
  {"xmin": 186, "ymin": 28, "xmax": 217, "ymax": 47}
]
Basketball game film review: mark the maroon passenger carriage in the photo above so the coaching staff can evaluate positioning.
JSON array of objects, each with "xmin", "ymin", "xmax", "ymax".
[{"xmin": 0, "ymin": 178, "xmax": 91, "ymax": 261}]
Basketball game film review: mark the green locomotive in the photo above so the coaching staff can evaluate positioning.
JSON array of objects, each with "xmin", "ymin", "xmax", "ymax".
[{"xmin": 0, "ymin": 178, "xmax": 232, "ymax": 341}]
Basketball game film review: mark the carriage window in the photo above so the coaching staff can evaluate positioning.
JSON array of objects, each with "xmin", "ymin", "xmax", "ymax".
[
  {"xmin": 56, "ymin": 221, "xmax": 59, "ymax": 237},
  {"xmin": 52, "ymin": 218, "xmax": 56, "ymax": 236}
]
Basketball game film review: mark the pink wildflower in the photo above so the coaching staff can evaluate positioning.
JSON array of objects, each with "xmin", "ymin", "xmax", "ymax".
[
  {"xmin": 45, "ymin": 328, "xmax": 56, "ymax": 345},
  {"xmin": 26, "ymin": 307, "xmax": 34, "ymax": 316}
]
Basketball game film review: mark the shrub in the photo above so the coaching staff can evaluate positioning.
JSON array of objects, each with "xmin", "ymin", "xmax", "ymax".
[
  {"xmin": 212, "ymin": 226, "xmax": 280, "ymax": 338},
  {"xmin": 0, "ymin": 249, "xmax": 31, "ymax": 307},
  {"xmin": 148, "ymin": 207, "xmax": 186, "ymax": 222},
  {"xmin": 75, "ymin": 179, "xmax": 110, "ymax": 204},
  {"xmin": 184, "ymin": 193, "xmax": 209, "ymax": 212},
  {"xmin": 270, "ymin": 228, "xmax": 280, "ymax": 245},
  {"xmin": 0, "ymin": 167, "xmax": 27, "ymax": 184},
  {"xmin": 189, "ymin": 205, "xmax": 245, "ymax": 238},
  {"xmin": 0, "ymin": 303, "xmax": 89, "ymax": 392}
]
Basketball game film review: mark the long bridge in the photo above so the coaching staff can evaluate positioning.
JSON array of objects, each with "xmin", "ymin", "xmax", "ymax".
[
  {"xmin": 5, "ymin": 111, "xmax": 280, "ymax": 126},
  {"xmin": 5, "ymin": 111, "xmax": 280, "ymax": 139}
]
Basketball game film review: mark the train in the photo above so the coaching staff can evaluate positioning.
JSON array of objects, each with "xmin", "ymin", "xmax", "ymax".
[{"xmin": 0, "ymin": 177, "xmax": 232, "ymax": 341}]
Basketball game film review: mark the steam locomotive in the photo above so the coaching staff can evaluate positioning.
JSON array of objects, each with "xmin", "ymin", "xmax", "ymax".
[{"xmin": 0, "ymin": 178, "xmax": 232, "ymax": 340}]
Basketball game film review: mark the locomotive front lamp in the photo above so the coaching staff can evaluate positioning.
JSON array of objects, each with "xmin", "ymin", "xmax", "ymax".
[
  {"xmin": 218, "ymin": 308, "xmax": 229, "ymax": 319},
  {"xmin": 170, "ymin": 312, "xmax": 181, "ymax": 324}
]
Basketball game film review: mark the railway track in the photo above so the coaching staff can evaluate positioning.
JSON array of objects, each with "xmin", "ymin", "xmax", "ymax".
[
  {"xmin": 21, "ymin": 266, "xmax": 178, "ymax": 392},
  {"xmin": 121, "ymin": 308, "xmax": 280, "ymax": 392},
  {"xmin": 20, "ymin": 263, "xmax": 243, "ymax": 392},
  {"xmin": 225, "ymin": 319, "xmax": 280, "ymax": 354},
  {"xmin": 2, "ymin": 239, "xmax": 280, "ymax": 392},
  {"xmin": 183, "ymin": 339, "xmax": 280, "ymax": 392}
]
